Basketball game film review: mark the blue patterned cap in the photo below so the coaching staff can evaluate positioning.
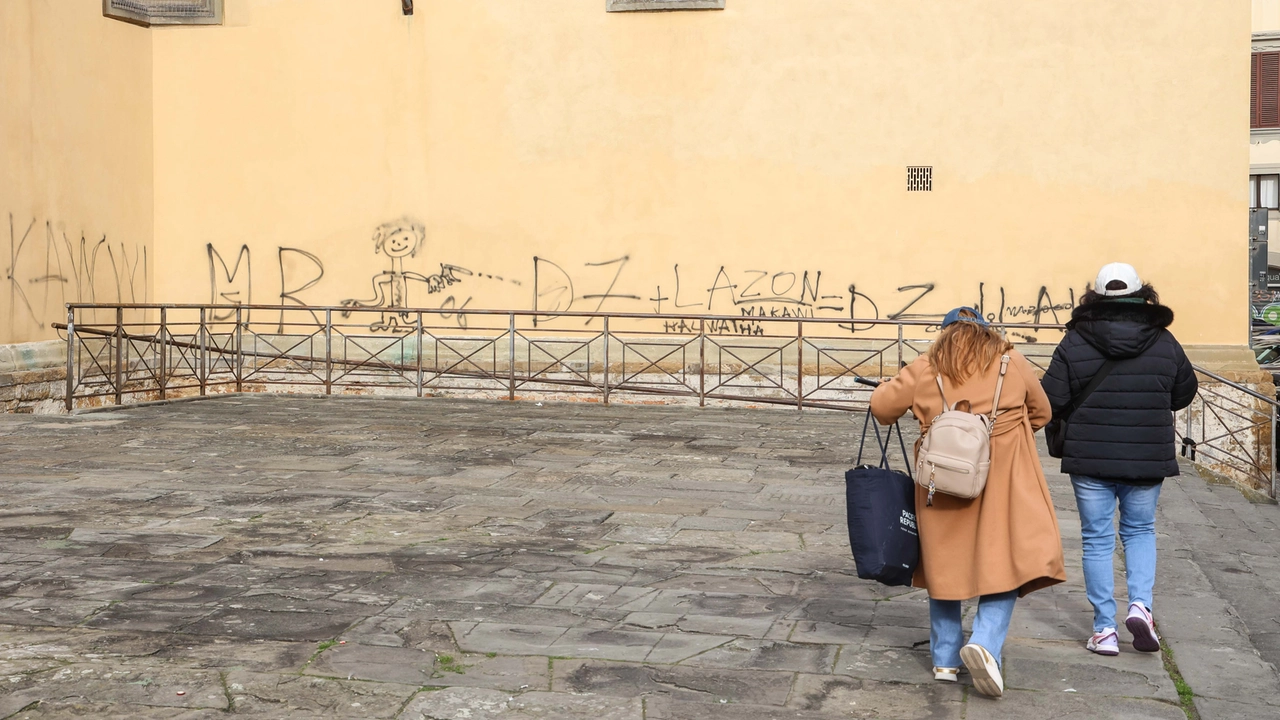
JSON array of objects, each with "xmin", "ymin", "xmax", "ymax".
[{"xmin": 940, "ymin": 307, "xmax": 989, "ymax": 329}]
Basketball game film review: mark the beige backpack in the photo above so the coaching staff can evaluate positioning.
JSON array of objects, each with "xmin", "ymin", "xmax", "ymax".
[{"xmin": 917, "ymin": 355, "xmax": 1010, "ymax": 506}]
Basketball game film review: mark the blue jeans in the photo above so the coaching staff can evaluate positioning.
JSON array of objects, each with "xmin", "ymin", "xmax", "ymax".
[
  {"xmin": 1070, "ymin": 475, "xmax": 1162, "ymax": 633},
  {"xmin": 929, "ymin": 591, "xmax": 1018, "ymax": 668}
]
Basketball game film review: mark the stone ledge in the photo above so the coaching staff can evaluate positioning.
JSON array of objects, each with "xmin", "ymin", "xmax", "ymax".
[
  {"xmin": 0, "ymin": 340, "xmax": 64, "ymax": 374},
  {"xmin": 1184, "ymin": 344, "xmax": 1271, "ymax": 385}
]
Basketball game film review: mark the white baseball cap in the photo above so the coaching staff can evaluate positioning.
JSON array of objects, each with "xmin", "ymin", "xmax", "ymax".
[{"xmin": 1094, "ymin": 262, "xmax": 1142, "ymax": 297}]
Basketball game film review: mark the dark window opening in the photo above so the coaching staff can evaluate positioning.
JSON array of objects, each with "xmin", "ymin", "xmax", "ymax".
[{"xmin": 1251, "ymin": 174, "xmax": 1279, "ymax": 209}]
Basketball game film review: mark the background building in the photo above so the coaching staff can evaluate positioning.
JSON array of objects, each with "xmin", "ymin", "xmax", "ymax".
[
  {"xmin": 1252, "ymin": 0, "xmax": 1280, "ymax": 322},
  {"xmin": 2, "ymin": 0, "xmax": 1251, "ymax": 354}
]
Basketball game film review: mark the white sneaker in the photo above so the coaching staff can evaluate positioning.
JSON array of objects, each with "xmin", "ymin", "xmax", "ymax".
[
  {"xmin": 1087, "ymin": 628, "xmax": 1120, "ymax": 656},
  {"xmin": 1125, "ymin": 602, "xmax": 1160, "ymax": 653},
  {"xmin": 934, "ymin": 666, "xmax": 960, "ymax": 682},
  {"xmin": 960, "ymin": 643, "xmax": 1004, "ymax": 698}
]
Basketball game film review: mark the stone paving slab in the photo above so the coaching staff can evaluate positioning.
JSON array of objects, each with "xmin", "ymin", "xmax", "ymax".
[{"xmin": 0, "ymin": 395, "xmax": 1275, "ymax": 718}]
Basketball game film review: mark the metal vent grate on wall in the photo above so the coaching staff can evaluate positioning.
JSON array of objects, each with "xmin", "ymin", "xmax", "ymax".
[
  {"xmin": 104, "ymin": 0, "xmax": 222, "ymax": 27},
  {"xmin": 907, "ymin": 166, "xmax": 933, "ymax": 192}
]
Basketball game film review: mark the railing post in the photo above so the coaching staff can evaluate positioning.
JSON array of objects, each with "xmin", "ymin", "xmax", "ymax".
[
  {"xmin": 1264, "ymin": 397, "xmax": 1274, "ymax": 499},
  {"xmin": 114, "ymin": 306, "xmax": 124, "ymax": 405},
  {"xmin": 699, "ymin": 318, "xmax": 706, "ymax": 408},
  {"xmin": 416, "ymin": 311, "xmax": 424, "ymax": 398},
  {"xmin": 158, "ymin": 307, "xmax": 167, "ymax": 400},
  {"xmin": 65, "ymin": 308, "xmax": 75, "ymax": 413},
  {"xmin": 896, "ymin": 322, "xmax": 903, "ymax": 375},
  {"xmin": 508, "ymin": 312, "xmax": 516, "ymax": 401},
  {"xmin": 324, "ymin": 309, "xmax": 333, "ymax": 396},
  {"xmin": 235, "ymin": 306, "xmax": 243, "ymax": 393},
  {"xmin": 199, "ymin": 307, "xmax": 208, "ymax": 396},
  {"xmin": 602, "ymin": 316, "xmax": 610, "ymax": 406},
  {"xmin": 796, "ymin": 320, "xmax": 804, "ymax": 411},
  {"xmin": 1186, "ymin": 393, "xmax": 1193, "ymax": 440}
]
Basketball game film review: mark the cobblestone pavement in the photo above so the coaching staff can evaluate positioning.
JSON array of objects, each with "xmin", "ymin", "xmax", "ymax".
[{"xmin": 0, "ymin": 395, "xmax": 1277, "ymax": 719}]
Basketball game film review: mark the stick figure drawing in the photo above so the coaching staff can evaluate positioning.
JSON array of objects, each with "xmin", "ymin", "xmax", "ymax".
[{"xmin": 340, "ymin": 217, "xmax": 471, "ymax": 332}]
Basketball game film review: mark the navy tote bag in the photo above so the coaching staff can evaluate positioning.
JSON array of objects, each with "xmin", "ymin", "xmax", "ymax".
[{"xmin": 844, "ymin": 386, "xmax": 920, "ymax": 587}]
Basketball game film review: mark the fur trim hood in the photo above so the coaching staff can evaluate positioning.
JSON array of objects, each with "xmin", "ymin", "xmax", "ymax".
[{"xmin": 1066, "ymin": 301, "xmax": 1174, "ymax": 359}]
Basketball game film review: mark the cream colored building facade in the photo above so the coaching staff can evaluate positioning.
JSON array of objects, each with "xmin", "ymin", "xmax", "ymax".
[
  {"xmin": 2, "ymin": 0, "xmax": 1251, "ymax": 347},
  {"xmin": 1253, "ymin": 0, "xmax": 1280, "ymax": 275}
]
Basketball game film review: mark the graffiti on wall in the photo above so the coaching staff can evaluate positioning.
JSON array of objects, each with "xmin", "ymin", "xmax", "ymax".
[
  {"xmin": 207, "ymin": 217, "xmax": 524, "ymax": 333},
  {"xmin": 340, "ymin": 218, "xmax": 473, "ymax": 332},
  {"xmin": 208, "ymin": 243, "xmax": 250, "ymax": 319},
  {"xmin": 531, "ymin": 256, "xmax": 1078, "ymax": 337},
  {"xmin": 201, "ymin": 215, "xmax": 1080, "ymax": 338},
  {"xmin": 6, "ymin": 213, "xmax": 148, "ymax": 332},
  {"xmin": 279, "ymin": 247, "xmax": 325, "ymax": 327},
  {"xmin": 206, "ymin": 242, "xmax": 331, "ymax": 331}
]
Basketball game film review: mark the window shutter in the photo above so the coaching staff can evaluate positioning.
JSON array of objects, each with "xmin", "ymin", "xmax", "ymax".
[
  {"xmin": 1253, "ymin": 53, "xmax": 1261, "ymax": 128},
  {"xmin": 1259, "ymin": 52, "xmax": 1280, "ymax": 129}
]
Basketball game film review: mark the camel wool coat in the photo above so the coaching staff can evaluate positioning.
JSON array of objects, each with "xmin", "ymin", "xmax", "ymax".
[{"xmin": 870, "ymin": 350, "xmax": 1066, "ymax": 600}]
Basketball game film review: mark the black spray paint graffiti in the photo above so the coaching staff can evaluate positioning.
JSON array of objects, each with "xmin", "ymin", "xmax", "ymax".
[
  {"xmin": 978, "ymin": 282, "xmax": 1076, "ymax": 325},
  {"xmin": 278, "ymin": 247, "xmax": 324, "ymax": 331},
  {"xmin": 534, "ymin": 259, "xmax": 843, "ymax": 327},
  {"xmin": 202, "ymin": 239, "xmax": 1081, "ymax": 338},
  {"xmin": 208, "ymin": 243, "xmax": 328, "ymax": 331},
  {"xmin": 7, "ymin": 214, "xmax": 147, "ymax": 329},
  {"xmin": 206, "ymin": 218, "xmax": 522, "ymax": 333},
  {"xmin": 208, "ymin": 243, "xmax": 250, "ymax": 321},
  {"xmin": 660, "ymin": 317, "xmax": 766, "ymax": 336},
  {"xmin": 532, "ymin": 254, "xmax": 1077, "ymax": 338},
  {"xmin": 340, "ymin": 217, "xmax": 475, "ymax": 332},
  {"xmin": 703, "ymin": 267, "xmax": 835, "ymax": 317},
  {"xmin": 531, "ymin": 256, "xmax": 641, "ymax": 326},
  {"xmin": 844, "ymin": 281, "xmax": 1077, "ymax": 337},
  {"xmin": 651, "ymin": 265, "xmax": 840, "ymax": 317}
]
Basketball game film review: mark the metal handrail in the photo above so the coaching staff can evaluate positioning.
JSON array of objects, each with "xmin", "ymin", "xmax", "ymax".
[
  {"xmin": 62, "ymin": 303, "xmax": 1066, "ymax": 330},
  {"xmin": 1189, "ymin": 365, "xmax": 1280, "ymax": 407},
  {"xmin": 56, "ymin": 303, "xmax": 1275, "ymax": 498}
]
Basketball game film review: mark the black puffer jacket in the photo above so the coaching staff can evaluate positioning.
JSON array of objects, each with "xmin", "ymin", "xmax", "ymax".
[{"xmin": 1041, "ymin": 301, "xmax": 1197, "ymax": 482}]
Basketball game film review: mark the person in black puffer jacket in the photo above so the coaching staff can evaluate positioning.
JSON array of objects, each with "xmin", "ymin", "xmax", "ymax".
[{"xmin": 1041, "ymin": 262, "xmax": 1197, "ymax": 660}]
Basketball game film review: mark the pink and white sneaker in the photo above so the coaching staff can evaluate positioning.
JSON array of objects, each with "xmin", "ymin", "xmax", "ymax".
[
  {"xmin": 1087, "ymin": 628, "xmax": 1119, "ymax": 656},
  {"xmin": 1126, "ymin": 602, "xmax": 1160, "ymax": 653}
]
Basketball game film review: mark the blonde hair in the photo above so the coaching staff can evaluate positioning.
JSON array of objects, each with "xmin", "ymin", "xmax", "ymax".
[{"xmin": 928, "ymin": 311, "xmax": 1013, "ymax": 385}]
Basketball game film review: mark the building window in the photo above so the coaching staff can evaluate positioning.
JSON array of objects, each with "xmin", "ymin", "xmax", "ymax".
[
  {"xmin": 1252, "ymin": 174, "xmax": 1279, "ymax": 209},
  {"xmin": 1253, "ymin": 52, "xmax": 1280, "ymax": 129},
  {"xmin": 103, "ymin": 0, "xmax": 222, "ymax": 27},
  {"xmin": 607, "ymin": 0, "xmax": 725, "ymax": 11}
]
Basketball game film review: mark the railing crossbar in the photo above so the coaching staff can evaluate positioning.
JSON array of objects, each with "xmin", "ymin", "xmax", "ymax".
[{"xmin": 55, "ymin": 305, "xmax": 1277, "ymax": 499}]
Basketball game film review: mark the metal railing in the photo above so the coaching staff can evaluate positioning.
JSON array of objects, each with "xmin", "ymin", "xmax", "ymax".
[
  {"xmin": 1177, "ymin": 365, "xmax": 1278, "ymax": 499},
  {"xmin": 56, "ymin": 303, "xmax": 1276, "ymax": 498},
  {"xmin": 56, "ymin": 303, "xmax": 1062, "ymax": 411}
]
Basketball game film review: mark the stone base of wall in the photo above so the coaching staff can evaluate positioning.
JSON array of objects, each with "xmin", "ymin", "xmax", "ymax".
[
  {"xmin": 1175, "ymin": 380, "xmax": 1276, "ymax": 497},
  {"xmin": 0, "ymin": 341, "xmax": 67, "ymax": 414},
  {"xmin": 1180, "ymin": 346, "xmax": 1276, "ymax": 497}
]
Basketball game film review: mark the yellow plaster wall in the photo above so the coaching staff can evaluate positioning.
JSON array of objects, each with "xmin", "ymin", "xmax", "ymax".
[
  {"xmin": 151, "ymin": 0, "xmax": 1250, "ymax": 344},
  {"xmin": 7, "ymin": 0, "xmax": 1243, "ymax": 346},
  {"xmin": 0, "ymin": 0, "xmax": 153, "ymax": 344},
  {"xmin": 1256, "ymin": 0, "xmax": 1280, "ymax": 33}
]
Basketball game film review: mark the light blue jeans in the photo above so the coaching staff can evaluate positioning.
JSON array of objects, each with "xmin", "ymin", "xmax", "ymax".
[
  {"xmin": 1070, "ymin": 475, "xmax": 1162, "ymax": 633},
  {"xmin": 929, "ymin": 590, "xmax": 1018, "ymax": 668}
]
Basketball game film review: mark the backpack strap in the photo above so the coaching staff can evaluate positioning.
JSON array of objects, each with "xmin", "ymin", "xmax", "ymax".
[
  {"xmin": 935, "ymin": 354, "xmax": 1011, "ymax": 420},
  {"xmin": 989, "ymin": 355, "xmax": 1010, "ymax": 422},
  {"xmin": 934, "ymin": 374, "xmax": 953, "ymax": 411}
]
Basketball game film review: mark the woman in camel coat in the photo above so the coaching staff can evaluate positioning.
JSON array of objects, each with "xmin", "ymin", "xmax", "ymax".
[{"xmin": 870, "ymin": 307, "xmax": 1066, "ymax": 698}]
